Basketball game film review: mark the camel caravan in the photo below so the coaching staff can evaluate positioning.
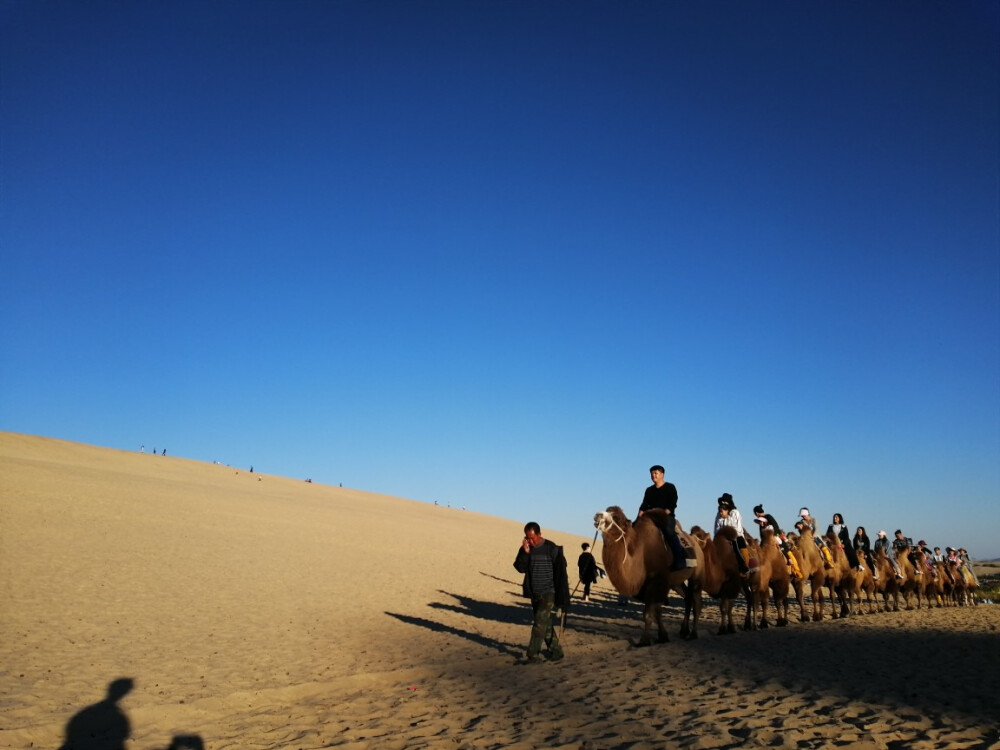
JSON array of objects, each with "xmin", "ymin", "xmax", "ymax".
[{"xmin": 592, "ymin": 495, "xmax": 981, "ymax": 647}]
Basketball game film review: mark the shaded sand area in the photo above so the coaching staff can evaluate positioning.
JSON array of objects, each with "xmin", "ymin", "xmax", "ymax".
[{"xmin": 2, "ymin": 432, "xmax": 999, "ymax": 749}]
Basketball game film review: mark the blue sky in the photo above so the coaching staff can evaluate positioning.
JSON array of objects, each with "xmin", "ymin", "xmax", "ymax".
[{"xmin": 3, "ymin": 2, "xmax": 998, "ymax": 556}]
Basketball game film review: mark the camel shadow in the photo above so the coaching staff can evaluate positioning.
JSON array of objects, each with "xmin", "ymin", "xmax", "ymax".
[
  {"xmin": 57, "ymin": 677, "xmax": 205, "ymax": 750},
  {"xmin": 429, "ymin": 590, "xmax": 526, "ymax": 624},
  {"xmin": 479, "ymin": 571, "xmax": 520, "ymax": 587},
  {"xmin": 694, "ymin": 619, "xmax": 1000, "ymax": 728},
  {"xmin": 385, "ymin": 611, "xmax": 523, "ymax": 657},
  {"xmin": 426, "ymin": 589, "xmax": 641, "ymax": 643}
]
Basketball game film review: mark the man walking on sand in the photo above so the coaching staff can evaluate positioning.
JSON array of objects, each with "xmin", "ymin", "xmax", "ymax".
[{"xmin": 513, "ymin": 522, "xmax": 569, "ymax": 664}]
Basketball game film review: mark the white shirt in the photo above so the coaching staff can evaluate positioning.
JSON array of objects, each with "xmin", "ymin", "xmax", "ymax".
[{"xmin": 715, "ymin": 508, "xmax": 746, "ymax": 537}]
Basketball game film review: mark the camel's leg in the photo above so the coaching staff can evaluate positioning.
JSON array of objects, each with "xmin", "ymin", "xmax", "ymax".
[
  {"xmin": 685, "ymin": 586, "xmax": 700, "ymax": 640},
  {"xmin": 679, "ymin": 584, "xmax": 692, "ymax": 639},
  {"xmin": 655, "ymin": 603, "xmax": 669, "ymax": 644},
  {"xmin": 793, "ymin": 580, "xmax": 809, "ymax": 623},
  {"xmin": 757, "ymin": 589, "xmax": 770, "ymax": 629},
  {"xmin": 634, "ymin": 604, "xmax": 657, "ymax": 647}
]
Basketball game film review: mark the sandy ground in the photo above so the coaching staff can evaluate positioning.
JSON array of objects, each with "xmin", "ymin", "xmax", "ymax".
[{"xmin": 2, "ymin": 432, "xmax": 998, "ymax": 750}]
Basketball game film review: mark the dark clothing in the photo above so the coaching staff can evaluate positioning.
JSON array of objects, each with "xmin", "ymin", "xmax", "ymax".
[
  {"xmin": 755, "ymin": 513, "xmax": 783, "ymax": 541},
  {"xmin": 527, "ymin": 591, "xmax": 563, "ymax": 660},
  {"xmin": 514, "ymin": 540, "xmax": 569, "ymax": 661},
  {"xmin": 638, "ymin": 480, "xmax": 685, "ymax": 570},
  {"xmin": 639, "ymin": 482, "xmax": 678, "ymax": 514},
  {"xmin": 638, "ymin": 481, "xmax": 679, "ymax": 542},
  {"xmin": 828, "ymin": 524, "xmax": 860, "ymax": 569},
  {"xmin": 854, "ymin": 534, "xmax": 874, "ymax": 568},
  {"xmin": 514, "ymin": 540, "xmax": 570, "ymax": 609},
  {"xmin": 577, "ymin": 552, "xmax": 598, "ymax": 583},
  {"xmin": 853, "ymin": 534, "xmax": 872, "ymax": 555},
  {"xmin": 577, "ymin": 551, "xmax": 598, "ymax": 598}
]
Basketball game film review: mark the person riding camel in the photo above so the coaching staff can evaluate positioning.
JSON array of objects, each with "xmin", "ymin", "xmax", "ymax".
[
  {"xmin": 893, "ymin": 530, "xmax": 920, "ymax": 576},
  {"xmin": 715, "ymin": 493, "xmax": 750, "ymax": 576},
  {"xmin": 958, "ymin": 548, "xmax": 978, "ymax": 585},
  {"xmin": 827, "ymin": 513, "xmax": 864, "ymax": 572},
  {"xmin": 636, "ymin": 464, "xmax": 688, "ymax": 571},
  {"xmin": 916, "ymin": 540, "xmax": 937, "ymax": 577},
  {"xmin": 752, "ymin": 504, "xmax": 801, "ymax": 579},
  {"xmin": 875, "ymin": 530, "xmax": 903, "ymax": 579},
  {"xmin": 853, "ymin": 526, "xmax": 877, "ymax": 580},
  {"xmin": 797, "ymin": 507, "xmax": 834, "ymax": 569}
]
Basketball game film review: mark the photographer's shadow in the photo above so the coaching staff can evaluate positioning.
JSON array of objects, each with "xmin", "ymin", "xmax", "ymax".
[
  {"xmin": 58, "ymin": 678, "xmax": 204, "ymax": 750},
  {"xmin": 58, "ymin": 678, "xmax": 133, "ymax": 750}
]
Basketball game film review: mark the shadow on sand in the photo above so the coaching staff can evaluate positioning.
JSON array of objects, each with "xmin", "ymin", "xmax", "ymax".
[
  {"xmin": 57, "ymin": 678, "xmax": 205, "ymax": 750},
  {"xmin": 387, "ymin": 581, "xmax": 1000, "ymax": 732},
  {"xmin": 384, "ymin": 611, "xmax": 523, "ymax": 658}
]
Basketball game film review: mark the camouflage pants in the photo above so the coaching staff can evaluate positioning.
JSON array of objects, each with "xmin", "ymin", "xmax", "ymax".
[{"xmin": 527, "ymin": 592, "xmax": 563, "ymax": 660}]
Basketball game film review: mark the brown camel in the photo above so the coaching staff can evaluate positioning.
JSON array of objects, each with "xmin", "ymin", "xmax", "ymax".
[
  {"xmin": 872, "ymin": 546, "xmax": 902, "ymax": 612},
  {"xmin": 822, "ymin": 532, "xmax": 861, "ymax": 618},
  {"xmin": 851, "ymin": 558, "xmax": 878, "ymax": 614},
  {"xmin": 911, "ymin": 549, "xmax": 941, "ymax": 608},
  {"xmin": 933, "ymin": 558, "xmax": 956, "ymax": 606},
  {"xmin": 948, "ymin": 562, "xmax": 978, "ymax": 606},
  {"xmin": 785, "ymin": 529, "xmax": 827, "ymax": 622},
  {"xmin": 893, "ymin": 548, "xmax": 921, "ymax": 610},
  {"xmin": 593, "ymin": 506, "xmax": 703, "ymax": 646},
  {"xmin": 688, "ymin": 525, "xmax": 748, "ymax": 635},
  {"xmin": 747, "ymin": 529, "xmax": 790, "ymax": 628},
  {"xmin": 960, "ymin": 563, "xmax": 979, "ymax": 605}
]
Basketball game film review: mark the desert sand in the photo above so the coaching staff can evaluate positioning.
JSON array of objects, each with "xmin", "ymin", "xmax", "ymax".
[{"xmin": 1, "ymin": 432, "xmax": 998, "ymax": 750}]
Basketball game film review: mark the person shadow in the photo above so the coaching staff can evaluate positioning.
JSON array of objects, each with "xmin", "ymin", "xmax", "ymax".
[
  {"xmin": 58, "ymin": 678, "xmax": 204, "ymax": 750},
  {"xmin": 58, "ymin": 678, "xmax": 133, "ymax": 750}
]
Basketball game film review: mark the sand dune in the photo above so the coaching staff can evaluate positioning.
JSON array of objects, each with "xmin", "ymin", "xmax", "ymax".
[{"xmin": 2, "ymin": 432, "xmax": 998, "ymax": 749}]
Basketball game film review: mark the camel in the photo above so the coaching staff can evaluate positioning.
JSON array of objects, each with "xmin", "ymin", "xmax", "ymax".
[
  {"xmin": 872, "ymin": 546, "xmax": 902, "ymax": 612},
  {"xmin": 932, "ymin": 558, "xmax": 956, "ymax": 606},
  {"xmin": 851, "ymin": 558, "xmax": 878, "ymax": 614},
  {"xmin": 911, "ymin": 549, "xmax": 941, "ymax": 608},
  {"xmin": 594, "ymin": 506, "xmax": 704, "ymax": 646},
  {"xmin": 947, "ymin": 562, "xmax": 977, "ymax": 606},
  {"xmin": 822, "ymin": 532, "xmax": 861, "ymax": 618},
  {"xmin": 688, "ymin": 525, "xmax": 748, "ymax": 635},
  {"xmin": 893, "ymin": 547, "xmax": 921, "ymax": 610},
  {"xmin": 785, "ymin": 529, "xmax": 827, "ymax": 622},
  {"xmin": 747, "ymin": 529, "xmax": 790, "ymax": 628},
  {"xmin": 960, "ymin": 564, "xmax": 979, "ymax": 605}
]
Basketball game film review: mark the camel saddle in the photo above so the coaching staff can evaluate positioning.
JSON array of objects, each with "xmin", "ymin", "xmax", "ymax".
[{"xmin": 677, "ymin": 532, "xmax": 698, "ymax": 567}]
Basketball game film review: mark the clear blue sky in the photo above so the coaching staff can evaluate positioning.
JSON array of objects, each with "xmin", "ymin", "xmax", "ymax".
[{"xmin": 3, "ymin": 2, "xmax": 998, "ymax": 557}]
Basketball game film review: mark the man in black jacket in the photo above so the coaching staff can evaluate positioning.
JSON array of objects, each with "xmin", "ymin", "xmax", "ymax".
[
  {"xmin": 637, "ymin": 464, "xmax": 687, "ymax": 571},
  {"xmin": 514, "ymin": 522, "xmax": 569, "ymax": 663}
]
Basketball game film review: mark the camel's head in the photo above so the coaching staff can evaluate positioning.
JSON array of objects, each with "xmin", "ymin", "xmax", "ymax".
[{"xmin": 594, "ymin": 506, "xmax": 629, "ymax": 536}]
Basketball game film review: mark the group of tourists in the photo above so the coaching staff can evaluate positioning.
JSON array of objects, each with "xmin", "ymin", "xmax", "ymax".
[
  {"xmin": 510, "ymin": 463, "xmax": 975, "ymax": 666},
  {"xmin": 733, "ymin": 497, "xmax": 973, "ymax": 587}
]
